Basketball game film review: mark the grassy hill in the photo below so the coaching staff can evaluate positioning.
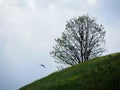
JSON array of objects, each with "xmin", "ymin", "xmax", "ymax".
[{"xmin": 19, "ymin": 53, "xmax": 120, "ymax": 90}]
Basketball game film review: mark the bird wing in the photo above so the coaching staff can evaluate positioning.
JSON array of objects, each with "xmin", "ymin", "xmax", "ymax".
[{"xmin": 40, "ymin": 64, "xmax": 46, "ymax": 68}]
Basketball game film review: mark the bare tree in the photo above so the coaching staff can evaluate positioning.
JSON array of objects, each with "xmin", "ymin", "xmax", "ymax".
[{"xmin": 50, "ymin": 15, "xmax": 106, "ymax": 66}]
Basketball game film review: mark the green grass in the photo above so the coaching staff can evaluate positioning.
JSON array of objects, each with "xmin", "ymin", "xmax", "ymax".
[{"xmin": 19, "ymin": 52, "xmax": 120, "ymax": 90}]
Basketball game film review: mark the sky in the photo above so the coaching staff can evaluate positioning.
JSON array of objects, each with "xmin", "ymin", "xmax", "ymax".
[{"xmin": 0, "ymin": 0, "xmax": 120, "ymax": 90}]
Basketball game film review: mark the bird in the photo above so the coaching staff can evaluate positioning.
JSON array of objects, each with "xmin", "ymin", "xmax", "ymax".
[{"xmin": 40, "ymin": 64, "xmax": 46, "ymax": 68}]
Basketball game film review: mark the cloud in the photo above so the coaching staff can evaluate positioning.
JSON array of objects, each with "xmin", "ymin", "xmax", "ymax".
[
  {"xmin": 105, "ymin": 24, "xmax": 120, "ymax": 54},
  {"xmin": 87, "ymin": 0, "xmax": 97, "ymax": 5}
]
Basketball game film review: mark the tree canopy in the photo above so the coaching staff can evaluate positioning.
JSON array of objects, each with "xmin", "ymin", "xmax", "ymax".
[{"xmin": 50, "ymin": 15, "xmax": 106, "ymax": 66}]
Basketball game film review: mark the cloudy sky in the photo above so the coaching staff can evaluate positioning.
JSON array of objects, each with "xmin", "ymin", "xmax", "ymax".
[{"xmin": 0, "ymin": 0, "xmax": 120, "ymax": 90}]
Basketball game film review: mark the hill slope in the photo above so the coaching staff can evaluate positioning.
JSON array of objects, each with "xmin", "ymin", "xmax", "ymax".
[{"xmin": 19, "ymin": 53, "xmax": 120, "ymax": 90}]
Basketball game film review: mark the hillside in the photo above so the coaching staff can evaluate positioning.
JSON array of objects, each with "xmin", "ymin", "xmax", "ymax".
[{"xmin": 19, "ymin": 53, "xmax": 120, "ymax": 90}]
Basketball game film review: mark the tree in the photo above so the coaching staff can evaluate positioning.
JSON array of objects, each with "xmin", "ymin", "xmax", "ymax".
[{"xmin": 50, "ymin": 15, "xmax": 106, "ymax": 66}]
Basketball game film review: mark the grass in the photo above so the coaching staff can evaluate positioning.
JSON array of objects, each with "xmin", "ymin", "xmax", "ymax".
[{"xmin": 19, "ymin": 52, "xmax": 120, "ymax": 90}]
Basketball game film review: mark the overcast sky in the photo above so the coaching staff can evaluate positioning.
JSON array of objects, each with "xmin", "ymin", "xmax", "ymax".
[{"xmin": 0, "ymin": 0, "xmax": 120, "ymax": 90}]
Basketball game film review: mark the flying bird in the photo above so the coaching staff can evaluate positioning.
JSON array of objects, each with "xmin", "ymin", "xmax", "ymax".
[{"xmin": 40, "ymin": 64, "xmax": 46, "ymax": 68}]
